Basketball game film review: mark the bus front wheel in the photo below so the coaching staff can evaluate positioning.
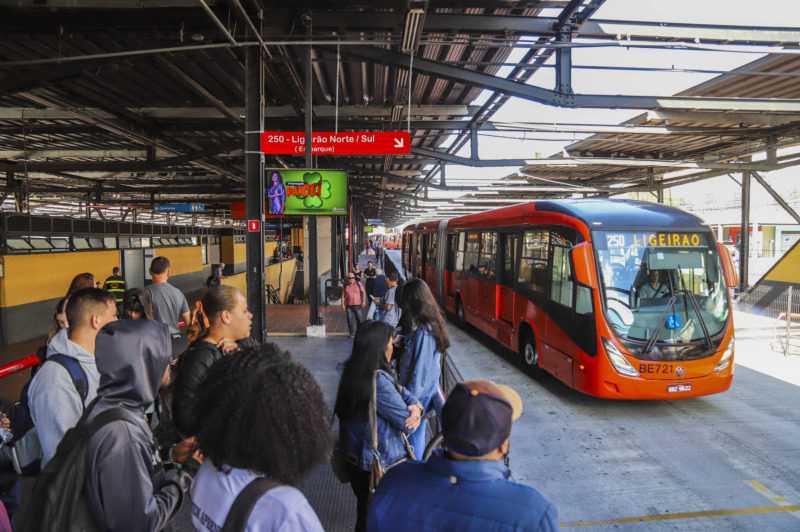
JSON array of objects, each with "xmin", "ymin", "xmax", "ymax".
[{"xmin": 520, "ymin": 331, "xmax": 541, "ymax": 377}]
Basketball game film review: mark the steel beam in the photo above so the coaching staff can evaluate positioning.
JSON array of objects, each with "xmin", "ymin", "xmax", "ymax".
[
  {"xmin": 410, "ymin": 146, "xmax": 527, "ymax": 167},
  {"xmin": 334, "ymin": 45, "xmax": 800, "ymax": 112},
  {"xmin": 751, "ymin": 171, "xmax": 800, "ymax": 225}
]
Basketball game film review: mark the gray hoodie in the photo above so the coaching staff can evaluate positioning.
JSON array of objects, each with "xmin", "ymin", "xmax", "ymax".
[
  {"xmin": 28, "ymin": 327, "xmax": 101, "ymax": 467},
  {"xmin": 84, "ymin": 320, "xmax": 193, "ymax": 532}
]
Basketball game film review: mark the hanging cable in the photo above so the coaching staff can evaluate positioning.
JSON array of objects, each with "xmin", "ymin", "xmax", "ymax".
[
  {"xmin": 407, "ymin": 53, "xmax": 413, "ymax": 134},
  {"xmin": 335, "ymin": 42, "xmax": 341, "ymax": 135}
]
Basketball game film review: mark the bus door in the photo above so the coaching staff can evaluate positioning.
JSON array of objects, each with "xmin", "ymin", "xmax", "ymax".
[
  {"xmin": 444, "ymin": 233, "xmax": 457, "ymax": 311},
  {"xmin": 475, "ymin": 232, "xmax": 497, "ymax": 334},
  {"xmin": 496, "ymin": 232, "xmax": 517, "ymax": 347},
  {"xmin": 416, "ymin": 233, "xmax": 426, "ymax": 280},
  {"xmin": 543, "ymin": 228, "xmax": 592, "ymax": 388}
]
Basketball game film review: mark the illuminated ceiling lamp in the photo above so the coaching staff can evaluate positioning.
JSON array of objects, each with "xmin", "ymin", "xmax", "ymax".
[{"xmin": 401, "ymin": 7, "xmax": 426, "ymax": 53}]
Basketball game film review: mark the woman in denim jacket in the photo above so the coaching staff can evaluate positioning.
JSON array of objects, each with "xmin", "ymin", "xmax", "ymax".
[
  {"xmin": 396, "ymin": 279, "xmax": 451, "ymax": 457},
  {"xmin": 334, "ymin": 320, "xmax": 422, "ymax": 532}
]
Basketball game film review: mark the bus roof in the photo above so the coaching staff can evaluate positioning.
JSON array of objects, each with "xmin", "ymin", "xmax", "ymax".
[{"xmin": 402, "ymin": 199, "xmax": 709, "ymax": 233}]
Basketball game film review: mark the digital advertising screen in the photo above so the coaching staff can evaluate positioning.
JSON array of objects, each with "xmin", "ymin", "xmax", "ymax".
[{"xmin": 266, "ymin": 168, "xmax": 348, "ymax": 216}]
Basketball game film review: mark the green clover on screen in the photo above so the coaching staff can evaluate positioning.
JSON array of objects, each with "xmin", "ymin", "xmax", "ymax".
[{"xmin": 302, "ymin": 172, "xmax": 332, "ymax": 208}]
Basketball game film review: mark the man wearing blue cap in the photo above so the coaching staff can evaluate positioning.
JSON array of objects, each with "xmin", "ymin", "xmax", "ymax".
[{"xmin": 367, "ymin": 379, "xmax": 558, "ymax": 531}]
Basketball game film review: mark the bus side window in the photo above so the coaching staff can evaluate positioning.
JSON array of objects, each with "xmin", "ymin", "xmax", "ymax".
[
  {"xmin": 465, "ymin": 232, "xmax": 480, "ymax": 274},
  {"xmin": 550, "ymin": 245, "xmax": 573, "ymax": 306},
  {"xmin": 455, "ymin": 232, "xmax": 466, "ymax": 273},
  {"xmin": 479, "ymin": 232, "xmax": 497, "ymax": 279},
  {"xmin": 520, "ymin": 229, "xmax": 549, "ymax": 292}
]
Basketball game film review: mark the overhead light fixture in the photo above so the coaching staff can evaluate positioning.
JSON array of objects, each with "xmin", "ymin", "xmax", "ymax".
[{"xmin": 401, "ymin": 8, "xmax": 426, "ymax": 53}]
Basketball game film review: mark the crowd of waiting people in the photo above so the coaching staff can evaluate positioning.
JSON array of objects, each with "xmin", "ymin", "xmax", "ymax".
[{"xmin": 0, "ymin": 253, "xmax": 558, "ymax": 531}]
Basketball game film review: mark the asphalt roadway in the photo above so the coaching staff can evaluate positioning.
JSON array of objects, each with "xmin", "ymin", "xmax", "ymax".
[{"xmin": 277, "ymin": 307, "xmax": 800, "ymax": 532}]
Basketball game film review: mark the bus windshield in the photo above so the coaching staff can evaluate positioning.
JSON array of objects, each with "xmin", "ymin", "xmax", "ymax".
[{"xmin": 594, "ymin": 231, "xmax": 729, "ymax": 354}]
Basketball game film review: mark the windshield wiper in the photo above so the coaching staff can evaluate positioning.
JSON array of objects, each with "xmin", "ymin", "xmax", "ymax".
[
  {"xmin": 643, "ymin": 295, "xmax": 677, "ymax": 356},
  {"xmin": 677, "ymin": 264, "xmax": 713, "ymax": 351},
  {"xmin": 675, "ymin": 289, "xmax": 713, "ymax": 351}
]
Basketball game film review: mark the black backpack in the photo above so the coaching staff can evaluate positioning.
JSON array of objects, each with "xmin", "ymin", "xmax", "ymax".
[
  {"xmin": 11, "ymin": 354, "xmax": 89, "ymax": 476},
  {"xmin": 21, "ymin": 401, "xmax": 138, "ymax": 532}
]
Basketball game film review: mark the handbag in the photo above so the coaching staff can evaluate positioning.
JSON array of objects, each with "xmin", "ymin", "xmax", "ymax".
[
  {"xmin": 329, "ymin": 425, "xmax": 351, "ymax": 484},
  {"xmin": 368, "ymin": 373, "xmax": 415, "ymax": 493}
]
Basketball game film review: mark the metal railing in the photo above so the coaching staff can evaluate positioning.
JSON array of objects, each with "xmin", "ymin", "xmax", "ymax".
[{"xmin": 738, "ymin": 285, "xmax": 800, "ymax": 355}]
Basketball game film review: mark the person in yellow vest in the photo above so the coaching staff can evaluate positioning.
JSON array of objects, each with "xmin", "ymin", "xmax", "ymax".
[{"xmin": 103, "ymin": 267, "xmax": 126, "ymax": 306}]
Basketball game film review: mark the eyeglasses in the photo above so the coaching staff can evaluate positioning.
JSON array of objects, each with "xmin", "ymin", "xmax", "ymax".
[{"xmin": 347, "ymin": 276, "xmax": 355, "ymax": 279}]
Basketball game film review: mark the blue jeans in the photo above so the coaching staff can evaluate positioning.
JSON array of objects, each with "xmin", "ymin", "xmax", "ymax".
[
  {"xmin": 345, "ymin": 305, "xmax": 363, "ymax": 336},
  {"xmin": 407, "ymin": 418, "xmax": 428, "ymax": 459}
]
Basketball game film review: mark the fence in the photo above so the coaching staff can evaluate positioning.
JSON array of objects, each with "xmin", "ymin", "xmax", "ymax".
[{"xmin": 737, "ymin": 285, "xmax": 800, "ymax": 355}]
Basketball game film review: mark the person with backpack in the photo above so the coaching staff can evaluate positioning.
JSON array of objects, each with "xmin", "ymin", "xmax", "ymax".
[
  {"xmin": 24, "ymin": 288, "xmax": 117, "ymax": 470},
  {"xmin": 84, "ymin": 319, "xmax": 201, "ymax": 531},
  {"xmin": 190, "ymin": 342, "xmax": 329, "ymax": 531}
]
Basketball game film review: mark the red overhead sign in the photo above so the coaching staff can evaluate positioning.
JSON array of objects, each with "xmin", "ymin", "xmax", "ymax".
[{"xmin": 261, "ymin": 131, "xmax": 410, "ymax": 155}]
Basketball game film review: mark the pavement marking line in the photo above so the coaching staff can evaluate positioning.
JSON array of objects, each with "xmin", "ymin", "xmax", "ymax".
[
  {"xmin": 746, "ymin": 480, "xmax": 800, "ymax": 521},
  {"xmin": 560, "ymin": 505, "xmax": 800, "ymax": 528}
]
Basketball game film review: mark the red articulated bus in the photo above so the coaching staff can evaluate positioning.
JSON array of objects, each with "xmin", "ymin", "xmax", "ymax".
[
  {"xmin": 381, "ymin": 233, "xmax": 402, "ymax": 249},
  {"xmin": 402, "ymin": 199, "xmax": 739, "ymax": 400}
]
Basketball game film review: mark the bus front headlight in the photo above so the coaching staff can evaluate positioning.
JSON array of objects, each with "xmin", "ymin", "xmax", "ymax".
[
  {"xmin": 714, "ymin": 338, "xmax": 734, "ymax": 373},
  {"xmin": 603, "ymin": 338, "xmax": 640, "ymax": 377}
]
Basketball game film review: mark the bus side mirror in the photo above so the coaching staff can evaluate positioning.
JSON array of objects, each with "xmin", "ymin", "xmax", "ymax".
[
  {"xmin": 717, "ymin": 242, "xmax": 739, "ymax": 288},
  {"xmin": 570, "ymin": 241, "xmax": 598, "ymax": 289}
]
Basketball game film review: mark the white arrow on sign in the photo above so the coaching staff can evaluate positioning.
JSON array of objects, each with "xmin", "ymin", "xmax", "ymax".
[{"xmin": 394, "ymin": 137, "xmax": 405, "ymax": 148}]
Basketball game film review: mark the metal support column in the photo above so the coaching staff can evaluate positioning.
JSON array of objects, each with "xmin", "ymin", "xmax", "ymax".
[
  {"xmin": 245, "ymin": 44, "xmax": 266, "ymax": 341},
  {"xmin": 740, "ymin": 169, "xmax": 751, "ymax": 293},
  {"xmin": 331, "ymin": 214, "xmax": 338, "ymax": 281},
  {"xmin": 305, "ymin": 12, "xmax": 320, "ymax": 326},
  {"xmin": 555, "ymin": 28, "xmax": 573, "ymax": 95}
]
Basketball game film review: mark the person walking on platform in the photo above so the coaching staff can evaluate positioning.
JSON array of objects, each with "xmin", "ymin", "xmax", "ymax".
[
  {"xmin": 28, "ymin": 288, "xmax": 118, "ymax": 467},
  {"xmin": 352, "ymin": 263, "xmax": 364, "ymax": 285},
  {"xmin": 341, "ymin": 273, "xmax": 367, "ymax": 338},
  {"xmin": 334, "ymin": 321, "xmax": 422, "ymax": 532},
  {"xmin": 145, "ymin": 256, "xmax": 190, "ymax": 334},
  {"xmin": 396, "ymin": 278, "xmax": 450, "ymax": 457},
  {"xmin": 190, "ymin": 343, "xmax": 330, "ymax": 532},
  {"xmin": 367, "ymin": 380, "xmax": 558, "ymax": 532},
  {"xmin": 103, "ymin": 267, "xmax": 126, "ymax": 305},
  {"xmin": 364, "ymin": 261, "xmax": 377, "ymax": 298},
  {"xmin": 374, "ymin": 272, "xmax": 400, "ymax": 329},
  {"xmin": 173, "ymin": 286, "xmax": 253, "ymax": 436},
  {"xmin": 84, "ymin": 319, "xmax": 201, "ymax": 532}
]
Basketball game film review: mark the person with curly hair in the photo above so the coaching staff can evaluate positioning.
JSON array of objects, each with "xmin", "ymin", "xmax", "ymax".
[
  {"xmin": 334, "ymin": 320, "xmax": 422, "ymax": 532},
  {"xmin": 190, "ymin": 343, "xmax": 330, "ymax": 531},
  {"xmin": 172, "ymin": 285, "xmax": 252, "ymax": 436},
  {"xmin": 396, "ymin": 278, "xmax": 451, "ymax": 457}
]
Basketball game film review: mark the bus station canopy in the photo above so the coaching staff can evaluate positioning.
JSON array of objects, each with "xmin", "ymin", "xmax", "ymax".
[{"xmin": 1, "ymin": 1, "xmax": 799, "ymax": 227}]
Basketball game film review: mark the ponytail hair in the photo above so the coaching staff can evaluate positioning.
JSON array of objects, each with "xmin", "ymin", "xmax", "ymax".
[{"xmin": 185, "ymin": 285, "xmax": 242, "ymax": 345}]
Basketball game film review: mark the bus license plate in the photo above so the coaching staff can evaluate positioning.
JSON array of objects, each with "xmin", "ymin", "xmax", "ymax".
[{"xmin": 668, "ymin": 382, "xmax": 692, "ymax": 393}]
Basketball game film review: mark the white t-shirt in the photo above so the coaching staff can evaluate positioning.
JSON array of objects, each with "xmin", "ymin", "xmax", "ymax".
[{"xmin": 190, "ymin": 461, "xmax": 324, "ymax": 532}]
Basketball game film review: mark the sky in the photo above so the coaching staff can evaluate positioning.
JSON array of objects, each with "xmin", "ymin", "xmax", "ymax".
[{"xmin": 402, "ymin": 0, "xmax": 800, "ymax": 225}]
